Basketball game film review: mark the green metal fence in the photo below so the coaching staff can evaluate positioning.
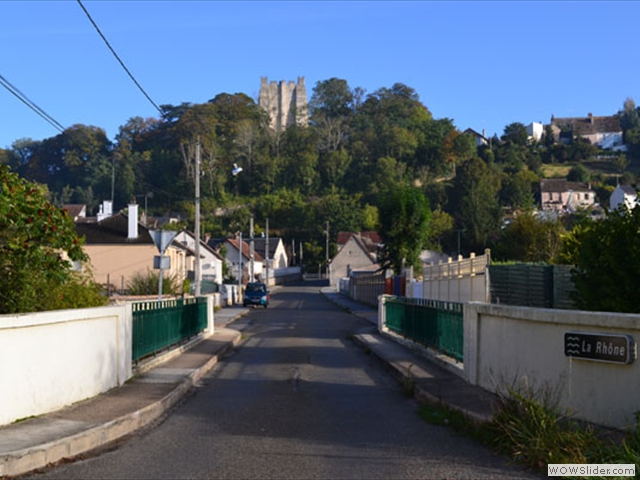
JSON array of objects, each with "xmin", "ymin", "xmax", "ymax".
[
  {"xmin": 384, "ymin": 296, "xmax": 464, "ymax": 362},
  {"xmin": 132, "ymin": 297, "xmax": 208, "ymax": 362}
]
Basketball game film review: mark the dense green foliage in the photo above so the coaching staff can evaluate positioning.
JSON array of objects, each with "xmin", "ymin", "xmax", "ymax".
[
  {"xmin": 493, "ymin": 213, "xmax": 566, "ymax": 264},
  {"xmin": 0, "ymin": 165, "xmax": 107, "ymax": 313},
  {"xmin": 559, "ymin": 202, "xmax": 640, "ymax": 313},
  {"xmin": 377, "ymin": 185, "xmax": 431, "ymax": 272}
]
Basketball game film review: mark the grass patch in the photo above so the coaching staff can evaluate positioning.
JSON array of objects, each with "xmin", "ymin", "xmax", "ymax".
[{"xmin": 541, "ymin": 164, "xmax": 573, "ymax": 178}]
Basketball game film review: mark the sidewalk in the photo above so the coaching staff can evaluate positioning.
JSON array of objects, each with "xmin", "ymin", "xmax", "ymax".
[
  {"xmin": 1, "ymin": 292, "xmax": 499, "ymax": 478},
  {"xmin": 320, "ymin": 287, "xmax": 499, "ymax": 424}
]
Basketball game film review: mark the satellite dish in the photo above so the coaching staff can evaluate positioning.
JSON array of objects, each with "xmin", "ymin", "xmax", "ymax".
[{"xmin": 232, "ymin": 163, "xmax": 243, "ymax": 176}]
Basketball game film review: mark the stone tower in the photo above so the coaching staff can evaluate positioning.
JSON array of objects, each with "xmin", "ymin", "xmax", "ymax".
[{"xmin": 259, "ymin": 76, "xmax": 308, "ymax": 132}]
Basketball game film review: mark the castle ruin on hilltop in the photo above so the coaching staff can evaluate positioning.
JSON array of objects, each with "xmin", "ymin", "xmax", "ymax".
[{"xmin": 258, "ymin": 77, "xmax": 308, "ymax": 132}]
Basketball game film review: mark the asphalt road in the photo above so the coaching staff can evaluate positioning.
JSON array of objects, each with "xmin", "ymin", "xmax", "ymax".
[{"xmin": 26, "ymin": 282, "xmax": 539, "ymax": 479}]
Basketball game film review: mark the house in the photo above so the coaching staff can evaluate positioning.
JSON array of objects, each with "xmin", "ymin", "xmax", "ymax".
[
  {"xmin": 329, "ymin": 234, "xmax": 380, "ymax": 287},
  {"xmin": 62, "ymin": 204, "xmax": 86, "ymax": 221},
  {"xmin": 463, "ymin": 128, "xmax": 489, "ymax": 147},
  {"xmin": 173, "ymin": 230, "xmax": 224, "ymax": 286},
  {"xmin": 74, "ymin": 203, "xmax": 187, "ymax": 291},
  {"xmin": 211, "ymin": 236, "xmax": 265, "ymax": 284},
  {"xmin": 252, "ymin": 237, "xmax": 288, "ymax": 269},
  {"xmin": 549, "ymin": 113, "xmax": 626, "ymax": 151},
  {"xmin": 609, "ymin": 185, "xmax": 638, "ymax": 211},
  {"xmin": 526, "ymin": 122, "xmax": 544, "ymax": 142},
  {"xmin": 336, "ymin": 231, "xmax": 382, "ymax": 251},
  {"xmin": 539, "ymin": 179, "xmax": 596, "ymax": 214}
]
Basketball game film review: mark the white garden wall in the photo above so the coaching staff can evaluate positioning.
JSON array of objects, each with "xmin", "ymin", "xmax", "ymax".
[
  {"xmin": 0, "ymin": 305, "xmax": 132, "ymax": 427},
  {"xmin": 464, "ymin": 303, "xmax": 640, "ymax": 429}
]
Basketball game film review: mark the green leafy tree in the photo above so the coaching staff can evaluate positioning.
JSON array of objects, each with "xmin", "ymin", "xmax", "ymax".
[
  {"xmin": 451, "ymin": 157, "xmax": 502, "ymax": 253},
  {"xmin": 566, "ymin": 164, "xmax": 591, "ymax": 183},
  {"xmin": 500, "ymin": 169, "xmax": 538, "ymax": 211},
  {"xmin": 501, "ymin": 122, "xmax": 529, "ymax": 146},
  {"xmin": 377, "ymin": 184, "xmax": 431, "ymax": 273},
  {"xmin": 0, "ymin": 166, "xmax": 106, "ymax": 313},
  {"xmin": 494, "ymin": 213, "xmax": 565, "ymax": 263},
  {"xmin": 425, "ymin": 208, "xmax": 453, "ymax": 251},
  {"xmin": 559, "ymin": 205, "xmax": 640, "ymax": 312}
]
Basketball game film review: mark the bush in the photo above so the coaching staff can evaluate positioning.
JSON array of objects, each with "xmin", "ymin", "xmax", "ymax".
[
  {"xmin": 127, "ymin": 270, "xmax": 180, "ymax": 296},
  {"xmin": 0, "ymin": 165, "xmax": 106, "ymax": 313}
]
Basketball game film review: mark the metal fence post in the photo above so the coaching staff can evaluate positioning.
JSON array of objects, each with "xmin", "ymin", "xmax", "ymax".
[{"xmin": 378, "ymin": 295, "xmax": 387, "ymax": 333}]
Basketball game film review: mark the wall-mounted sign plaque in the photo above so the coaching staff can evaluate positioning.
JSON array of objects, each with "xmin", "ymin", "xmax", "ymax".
[{"xmin": 564, "ymin": 332, "xmax": 635, "ymax": 364}]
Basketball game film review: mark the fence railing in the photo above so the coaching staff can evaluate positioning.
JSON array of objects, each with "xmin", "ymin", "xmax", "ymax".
[
  {"xmin": 383, "ymin": 296, "xmax": 464, "ymax": 362},
  {"xmin": 417, "ymin": 250, "xmax": 490, "ymax": 303},
  {"xmin": 423, "ymin": 249, "xmax": 490, "ymax": 280},
  {"xmin": 132, "ymin": 297, "xmax": 208, "ymax": 362},
  {"xmin": 349, "ymin": 272, "xmax": 386, "ymax": 307}
]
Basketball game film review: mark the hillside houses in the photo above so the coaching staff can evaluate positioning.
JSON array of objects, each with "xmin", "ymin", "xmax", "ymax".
[
  {"xmin": 549, "ymin": 113, "xmax": 626, "ymax": 151},
  {"xmin": 539, "ymin": 179, "xmax": 595, "ymax": 214}
]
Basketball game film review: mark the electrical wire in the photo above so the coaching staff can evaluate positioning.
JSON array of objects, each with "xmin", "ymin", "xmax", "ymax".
[
  {"xmin": 0, "ymin": 73, "xmax": 65, "ymax": 133},
  {"xmin": 76, "ymin": 0, "xmax": 162, "ymax": 114}
]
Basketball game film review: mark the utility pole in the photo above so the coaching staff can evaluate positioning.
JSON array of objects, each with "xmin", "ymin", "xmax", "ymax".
[
  {"xmin": 194, "ymin": 139, "xmax": 201, "ymax": 297},
  {"xmin": 111, "ymin": 158, "xmax": 115, "ymax": 205},
  {"xmin": 238, "ymin": 231, "xmax": 243, "ymax": 301},
  {"xmin": 325, "ymin": 221, "xmax": 330, "ymax": 280},
  {"xmin": 265, "ymin": 218, "xmax": 270, "ymax": 286},
  {"xmin": 249, "ymin": 216, "xmax": 255, "ymax": 283}
]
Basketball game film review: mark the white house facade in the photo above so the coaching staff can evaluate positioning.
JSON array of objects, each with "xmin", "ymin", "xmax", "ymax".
[{"xmin": 609, "ymin": 185, "xmax": 638, "ymax": 211}]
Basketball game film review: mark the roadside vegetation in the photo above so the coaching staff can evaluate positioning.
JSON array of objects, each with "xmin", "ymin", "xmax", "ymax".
[
  {"xmin": 418, "ymin": 388, "xmax": 640, "ymax": 478},
  {"xmin": 126, "ymin": 269, "xmax": 182, "ymax": 296}
]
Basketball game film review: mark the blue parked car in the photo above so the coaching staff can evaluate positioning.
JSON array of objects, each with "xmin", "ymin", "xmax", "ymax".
[{"xmin": 243, "ymin": 282, "xmax": 269, "ymax": 308}]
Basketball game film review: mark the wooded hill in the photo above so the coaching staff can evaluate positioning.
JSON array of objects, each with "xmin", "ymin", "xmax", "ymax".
[{"xmin": 2, "ymin": 79, "xmax": 639, "ymax": 269}]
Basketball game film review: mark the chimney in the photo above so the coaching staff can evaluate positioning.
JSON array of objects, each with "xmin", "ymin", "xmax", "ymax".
[
  {"xmin": 588, "ymin": 112, "xmax": 594, "ymax": 124},
  {"xmin": 97, "ymin": 200, "xmax": 113, "ymax": 222},
  {"xmin": 128, "ymin": 203, "xmax": 139, "ymax": 239}
]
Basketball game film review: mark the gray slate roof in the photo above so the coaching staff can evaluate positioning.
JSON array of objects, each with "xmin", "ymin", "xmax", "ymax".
[{"xmin": 75, "ymin": 214, "xmax": 153, "ymax": 245}]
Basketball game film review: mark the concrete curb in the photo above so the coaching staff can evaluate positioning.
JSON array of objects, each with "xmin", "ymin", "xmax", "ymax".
[{"xmin": 0, "ymin": 331, "xmax": 242, "ymax": 478}]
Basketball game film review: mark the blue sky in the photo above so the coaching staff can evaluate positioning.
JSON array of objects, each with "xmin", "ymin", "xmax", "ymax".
[{"xmin": 1, "ymin": 1, "xmax": 639, "ymax": 149}]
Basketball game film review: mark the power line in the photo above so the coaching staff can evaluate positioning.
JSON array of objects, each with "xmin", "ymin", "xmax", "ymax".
[
  {"xmin": 0, "ymin": 73, "xmax": 65, "ymax": 133},
  {"xmin": 77, "ymin": 0, "xmax": 162, "ymax": 114}
]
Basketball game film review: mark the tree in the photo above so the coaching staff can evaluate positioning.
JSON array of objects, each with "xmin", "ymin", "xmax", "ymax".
[
  {"xmin": 0, "ymin": 165, "xmax": 106, "ymax": 313},
  {"xmin": 501, "ymin": 122, "xmax": 529, "ymax": 146},
  {"xmin": 377, "ymin": 184, "xmax": 431, "ymax": 273},
  {"xmin": 567, "ymin": 164, "xmax": 591, "ymax": 183},
  {"xmin": 493, "ymin": 213, "xmax": 565, "ymax": 263},
  {"xmin": 559, "ymin": 205, "xmax": 640, "ymax": 313},
  {"xmin": 425, "ymin": 208, "xmax": 453, "ymax": 251},
  {"xmin": 309, "ymin": 78, "xmax": 355, "ymax": 121},
  {"xmin": 451, "ymin": 157, "xmax": 502, "ymax": 253},
  {"xmin": 500, "ymin": 169, "xmax": 538, "ymax": 211}
]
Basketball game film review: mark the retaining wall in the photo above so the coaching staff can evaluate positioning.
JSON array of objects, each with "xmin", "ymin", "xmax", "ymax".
[
  {"xmin": 0, "ymin": 305, "xmax": 133, "ymax": 426},
  {"xmin": 464, "ymin": 303, "xmax": 640, "ymax": 429}
]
